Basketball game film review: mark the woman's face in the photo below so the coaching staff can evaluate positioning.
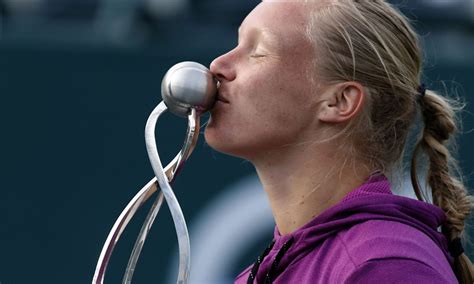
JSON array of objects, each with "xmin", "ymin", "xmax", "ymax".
[{"xmin": 205, "ymin": 2, "xmax": 321, "ymax": 160}]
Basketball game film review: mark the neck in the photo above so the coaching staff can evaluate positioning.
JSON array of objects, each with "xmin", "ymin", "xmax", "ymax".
[{"xmin": 251, "ymin": 143, "xmax": 372, "ymax": 235}]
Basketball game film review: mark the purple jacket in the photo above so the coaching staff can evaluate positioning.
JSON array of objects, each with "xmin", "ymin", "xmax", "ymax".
[{"xmin": 235, "ymin": 174, "xmax": 457, "ymax": 283}]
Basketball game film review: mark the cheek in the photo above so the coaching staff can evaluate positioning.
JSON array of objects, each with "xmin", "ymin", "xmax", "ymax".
[
  {"xmin": 257, "ymin": 78, "xmax": 312, "ymax": 127},
  {"xmin": 204, "ymin": 69, "xmax": 314, "ymax": 155},
  {"xmin": 243, "ymin": 93, "xmax": 311, "ymax": 148}
]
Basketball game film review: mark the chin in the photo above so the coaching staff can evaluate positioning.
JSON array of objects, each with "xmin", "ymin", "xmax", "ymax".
[
  {"xmin": 204, "ymin": 126, "xmax": 233, "ymax": 154},
  {"xmin": 204, "ymin": 126, "xmax": 251, "ymax": 159}
]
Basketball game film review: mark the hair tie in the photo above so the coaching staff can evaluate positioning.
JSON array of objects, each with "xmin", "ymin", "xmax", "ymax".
[
  {"xmin": 448, "ymin": 238, "xmax": 464, "ymax": 258},
  {"xmin": 417, "ymin": 83, "xmax": 427, "ymax": 98}
]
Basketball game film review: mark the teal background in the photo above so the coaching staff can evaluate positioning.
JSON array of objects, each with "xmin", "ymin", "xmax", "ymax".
[{"xmin": 0, "ymin": 2, "xmax": 473, "ymax": 283}]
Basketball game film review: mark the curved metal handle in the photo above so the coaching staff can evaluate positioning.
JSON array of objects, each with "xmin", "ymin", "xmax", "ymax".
[
  {"xmin": 123, "ymin": 105, "xmax": 199, "ymax": 284},
  {"xmin": 92, "ymin": 178, "xmax": 159, "ymax": 284},
  {"xmin": 144, "ymin": 101, "xmax": 193, "ymax": 284},
  {"xmin": 92, "ymin": 101, "xmax": 199, "ymax": 284}
]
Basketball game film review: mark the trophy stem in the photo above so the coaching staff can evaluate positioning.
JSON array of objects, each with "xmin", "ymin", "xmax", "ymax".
[
  {"xmin": 144, "ymin": 101, "xmax": 193, "ymax": 284},
  {"xmin": 122, "ymin": 191, "xmax": 164, "ymax": 284},
  {"xmin": 93, "ymin": 101, "xmax": 198, "ymax": 284},
  {"xmin": 123, "ymin": 104, "xmax": 199, "ymax": 283},
  {"xmin": 92, "ymin": 178, "xmax": 159, "ymax": 284}
]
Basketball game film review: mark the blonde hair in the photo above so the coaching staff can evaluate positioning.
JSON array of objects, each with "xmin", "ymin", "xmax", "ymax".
[{"xmin": 304, "ymin": 0, "xmax": 473, "ymax": 282}]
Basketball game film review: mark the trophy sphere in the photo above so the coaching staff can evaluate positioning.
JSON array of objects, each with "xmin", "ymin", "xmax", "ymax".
[{"xmin": 162, "ymin": 61, "xmax": 218, "ymax": 117}]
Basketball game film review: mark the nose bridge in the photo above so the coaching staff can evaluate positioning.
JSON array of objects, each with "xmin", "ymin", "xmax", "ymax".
[{"xmin": 210, "ymin": 48, "xmax": 237, "ymax": 81}]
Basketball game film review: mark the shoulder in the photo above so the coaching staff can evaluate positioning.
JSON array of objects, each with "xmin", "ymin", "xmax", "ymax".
[
  {"xmin": 337, "ymin": 220, "xmax": 454, "ymax": 276},
  {"xmin": 332, "ymin": 220, "xmax": 458, "ymax": 283},
  {"xmin": 343, "ymin": 258, "xmax": 456, "ymax": 284}
]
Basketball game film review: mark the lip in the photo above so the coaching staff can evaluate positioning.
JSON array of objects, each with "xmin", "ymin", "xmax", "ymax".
[{"xmin": 216, "ymin": 93, "xmax": 230, "ymax": 104}]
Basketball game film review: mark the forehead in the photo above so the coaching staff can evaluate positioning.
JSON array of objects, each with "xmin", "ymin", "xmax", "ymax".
[{"xmin": 239, "ymin": 1, "xmax": 310, "ymax": 41}]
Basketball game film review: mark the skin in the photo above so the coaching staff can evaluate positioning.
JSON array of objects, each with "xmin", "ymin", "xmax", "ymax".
[{"xmin": 205, "ymin": 1, "xmax": 372, "ymax": 235}]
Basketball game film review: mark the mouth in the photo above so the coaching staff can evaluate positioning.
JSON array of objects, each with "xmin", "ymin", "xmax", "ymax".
[{"xmin": 216, "ymin": 93, "xmax": 230, "ymax": 104}]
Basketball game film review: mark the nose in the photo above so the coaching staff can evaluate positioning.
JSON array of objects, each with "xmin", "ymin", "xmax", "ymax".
[{"xmin": 210, "ymin": 51, "xmax": 237, "ymax": 82}]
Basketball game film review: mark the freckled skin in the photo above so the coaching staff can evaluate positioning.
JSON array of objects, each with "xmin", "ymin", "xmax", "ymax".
[
  {"xmin": 205, "ymin": 1, "xmax": 371, "ymax": 235},
  {"xmin": 205, "ymin": 2, "xmax": 320, "ymax": 161}
]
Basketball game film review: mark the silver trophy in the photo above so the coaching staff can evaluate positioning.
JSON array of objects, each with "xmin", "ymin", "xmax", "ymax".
[{"xmin": 92, "ymin": 62, "xmax": 218, "ymax": 284}]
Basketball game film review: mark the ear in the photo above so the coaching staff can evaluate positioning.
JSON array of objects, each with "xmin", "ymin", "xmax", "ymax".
[{"xmin": 317, "ymin": 82, "xmax": 366, "ymax": 123}]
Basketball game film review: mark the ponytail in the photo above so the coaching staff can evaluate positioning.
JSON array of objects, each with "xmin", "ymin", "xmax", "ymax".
[
  {"xmin": 304, "ymin": 0, "xmax": 473, "ymax": 279},
  {"xmin": 410, "ymin": 89, "xmax": 474, "ymax": 284}
]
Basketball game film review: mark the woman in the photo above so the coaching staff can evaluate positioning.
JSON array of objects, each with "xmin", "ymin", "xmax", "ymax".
[{"xmin": 205, "ymin": 1, "xmax": 473, "ymax": 283}]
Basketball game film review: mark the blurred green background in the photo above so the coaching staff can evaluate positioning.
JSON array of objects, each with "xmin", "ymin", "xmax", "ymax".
[{"xmin": 0, "ymin": 0, "xmax": 473, "ymax": 283}]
